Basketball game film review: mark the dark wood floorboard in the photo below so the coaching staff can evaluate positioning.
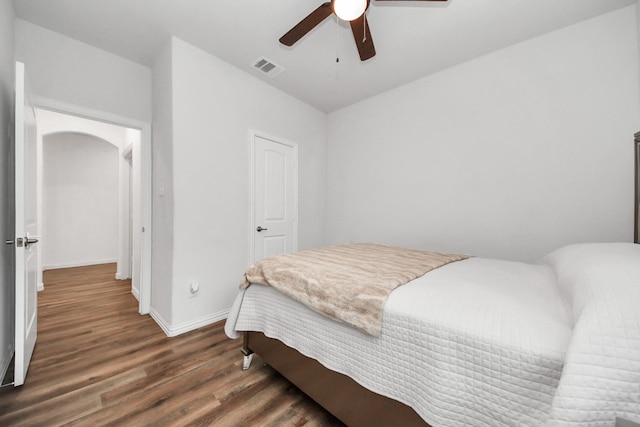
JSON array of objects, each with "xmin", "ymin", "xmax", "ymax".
[{"xmin": 0, "ymin": 263, "xmax": 344, "ymax": 426}]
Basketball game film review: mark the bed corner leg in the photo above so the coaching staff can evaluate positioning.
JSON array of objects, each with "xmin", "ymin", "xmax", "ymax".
[
  {"xmin": 241, "ymin": 332, "xmax": 254, "ymax": 371},
  {"xmin": 242, "ymin": 351, "xmax": 254, "ymax": 370}
]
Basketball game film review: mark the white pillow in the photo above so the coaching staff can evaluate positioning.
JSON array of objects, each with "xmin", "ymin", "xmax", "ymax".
[{"xmin": 539, "ymin": 243, "xmax": 640, "ymax": 425}]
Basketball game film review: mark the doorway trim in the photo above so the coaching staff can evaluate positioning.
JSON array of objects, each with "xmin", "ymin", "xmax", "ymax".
[
  {"xmin": 249, "ymin": 130, "xmax": 298, "ymax": 264},
  {"xmin": 32, "ymin": 96, "xmax": 152, "ymax": 315}
]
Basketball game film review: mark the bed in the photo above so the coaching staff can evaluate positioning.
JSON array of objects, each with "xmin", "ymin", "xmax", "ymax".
[{"xmin": 225, "ymin": 242, "xmax": 640, "ymax": 426}]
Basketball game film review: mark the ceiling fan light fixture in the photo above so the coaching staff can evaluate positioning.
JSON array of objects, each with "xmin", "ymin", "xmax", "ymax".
[{"xmin": 332, "ymin": 0, "xmax": 367, "ymax": 21}]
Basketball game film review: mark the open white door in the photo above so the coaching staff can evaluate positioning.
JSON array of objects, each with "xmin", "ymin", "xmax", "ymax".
[
  {"xmin": 12, "ymin": 62, "xmax": 38, "ymax": 386},
  {"xmin": 251, "ymin": 134, "xmax": 298, "ymax": 262}
]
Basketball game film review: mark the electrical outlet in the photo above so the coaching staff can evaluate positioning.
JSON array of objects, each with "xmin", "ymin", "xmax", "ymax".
[{"xmin": 188, "ymin": 281, "xmax": 199, "ymax": 298}]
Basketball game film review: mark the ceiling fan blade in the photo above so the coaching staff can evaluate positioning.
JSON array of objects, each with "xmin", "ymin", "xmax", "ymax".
[
  {"xmin": 350, "ymin": 15, "xmax": 376, "ymax": 61},
  {"xmin": 280, "ymin": 2, "xmax": 333, "ymax": 47}
]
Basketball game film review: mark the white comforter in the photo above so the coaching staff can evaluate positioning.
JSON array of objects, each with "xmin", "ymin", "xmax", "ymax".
[{"xmin": 225, "ymin": 243, "xmax": 640, "ymax": 426}]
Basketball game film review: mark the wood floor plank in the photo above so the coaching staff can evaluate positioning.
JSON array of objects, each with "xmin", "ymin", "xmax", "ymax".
[
  {"xmin": 0, "ymin": 369, "xmax": 146, "ymax": 427},
  {"xmin": 0, "ymin": 263, "xmax": 345, "ymax": 426}
]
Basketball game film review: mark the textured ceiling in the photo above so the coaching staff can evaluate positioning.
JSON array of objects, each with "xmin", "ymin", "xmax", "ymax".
[{"xmin": 13, "ymin": 0, "xmax": 637, "ymax": 112}]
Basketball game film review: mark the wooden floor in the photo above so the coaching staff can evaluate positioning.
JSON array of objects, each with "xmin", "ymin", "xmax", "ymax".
[{"xmin": 0, "ymin": 263, "xmax": 344, "ymax": 426}]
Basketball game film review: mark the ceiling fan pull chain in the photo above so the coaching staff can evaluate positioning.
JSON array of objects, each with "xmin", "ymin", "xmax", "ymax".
[{"xmin": 336, "ymin": 16, "xmax": 340, "ymax": 63}]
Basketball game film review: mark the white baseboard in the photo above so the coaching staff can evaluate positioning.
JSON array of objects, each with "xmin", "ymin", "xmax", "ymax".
[
  {"xmin": 149, "ymin": 308, "xmax": 230, "ymax": 338},
  {"xmin": 131, "ymin": 286, "xmax": 140, "ymax": 302},
  {"xmin": 43, "ymin": 259, "xmax": 117, "ymax": 270},
  {"xmin": 149, "ymin": 308, "xmax": 171, "ymax": 335},
  {"xmin": 0, "ymin": 345, "xmax": 14, "ymax": 385},
  {"xmin": 37, "ymin": 283, "xmax": 44, "ymax": 292}
]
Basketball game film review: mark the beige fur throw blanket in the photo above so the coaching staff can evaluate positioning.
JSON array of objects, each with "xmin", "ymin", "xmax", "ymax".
[{"xmin": 240, "ymin": 243, "xmax": 468, "ymax": 336}]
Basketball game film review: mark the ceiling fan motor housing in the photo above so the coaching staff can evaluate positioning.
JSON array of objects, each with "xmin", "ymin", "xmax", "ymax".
[{"xmin": 331, "ymin": 0, "xmax": 370, "ymax": 21}]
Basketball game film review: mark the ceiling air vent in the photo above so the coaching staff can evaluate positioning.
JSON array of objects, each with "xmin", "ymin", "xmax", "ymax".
[{"xmin": 252, "ymin": 57, "xmax": 284, "ymax": 78}]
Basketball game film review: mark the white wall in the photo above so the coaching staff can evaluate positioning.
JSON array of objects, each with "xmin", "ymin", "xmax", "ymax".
[
  {"xmin": 0, "ymin": 0, "xmax": 15, "ymax": 382},
  {"xmin": 15, "ymin": 19, "xmax": 152, "ymax": 123},
  {"xmin": 43, "ymin": 133, "xmax": 119, "ymax": 268},
  {"xmin": 638, "ymin": 0, "xmax": 640, "ymax": 109},
  {"xmin": 326, "ymin": 6, "xmax": 640, "ymax": 262},
  {"xmin": 151, "ymin": 37, "xmax": 327, "ymax": 335},
  {"xmin": 151, "ymin": 39, "xmax": 175, "ymax": 326},
  {"xmin": 10, "ymin": 5, "xmax": 638, "ymax": 343}
]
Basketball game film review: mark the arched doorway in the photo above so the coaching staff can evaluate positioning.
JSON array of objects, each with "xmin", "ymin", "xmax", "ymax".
[{"xmin": 35, "ymin": 107, "xmax": 149, "ymax": 311}]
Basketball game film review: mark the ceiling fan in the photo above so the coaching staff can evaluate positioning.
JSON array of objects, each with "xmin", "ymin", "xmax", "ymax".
[{"xmin": 280, "ymin": 0, "xmax": 448, "ymax": 61}]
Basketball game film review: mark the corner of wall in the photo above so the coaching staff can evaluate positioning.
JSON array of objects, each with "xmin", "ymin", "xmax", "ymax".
[
  {"xmin": 151, "ymin": 307, "xmax": 229, "ymax": 338},
  {"xmin": 150, "ymin": 37, "xmax": 175, "ymax": 326}
]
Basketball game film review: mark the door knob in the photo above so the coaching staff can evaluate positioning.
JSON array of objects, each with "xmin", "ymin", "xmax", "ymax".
[
  {"xmin": 4, "ymin": 237, "xmax": 38, "ymax": 247},
  {"xmin": 256, "ymin": 226, "xmax": 268, "ymax": 232}
]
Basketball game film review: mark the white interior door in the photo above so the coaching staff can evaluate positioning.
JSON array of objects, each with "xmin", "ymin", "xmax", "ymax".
[
  {"xmin": 13, "ymin": 61, "xmax": 38, "ymax": 387},
  {"xmin": 252, "ymin": 134, "xmax": 298, "ymax": 262}
]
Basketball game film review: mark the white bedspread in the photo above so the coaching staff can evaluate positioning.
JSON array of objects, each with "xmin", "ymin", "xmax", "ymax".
[{"xmin": 226, "ymin": 256, "xmax": 573, "ymax": 426}]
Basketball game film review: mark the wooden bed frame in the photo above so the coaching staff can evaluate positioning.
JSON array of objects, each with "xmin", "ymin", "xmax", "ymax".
[{"xmin": 243, "ymin": 331, "xmax": 430, "ymax": 427}]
